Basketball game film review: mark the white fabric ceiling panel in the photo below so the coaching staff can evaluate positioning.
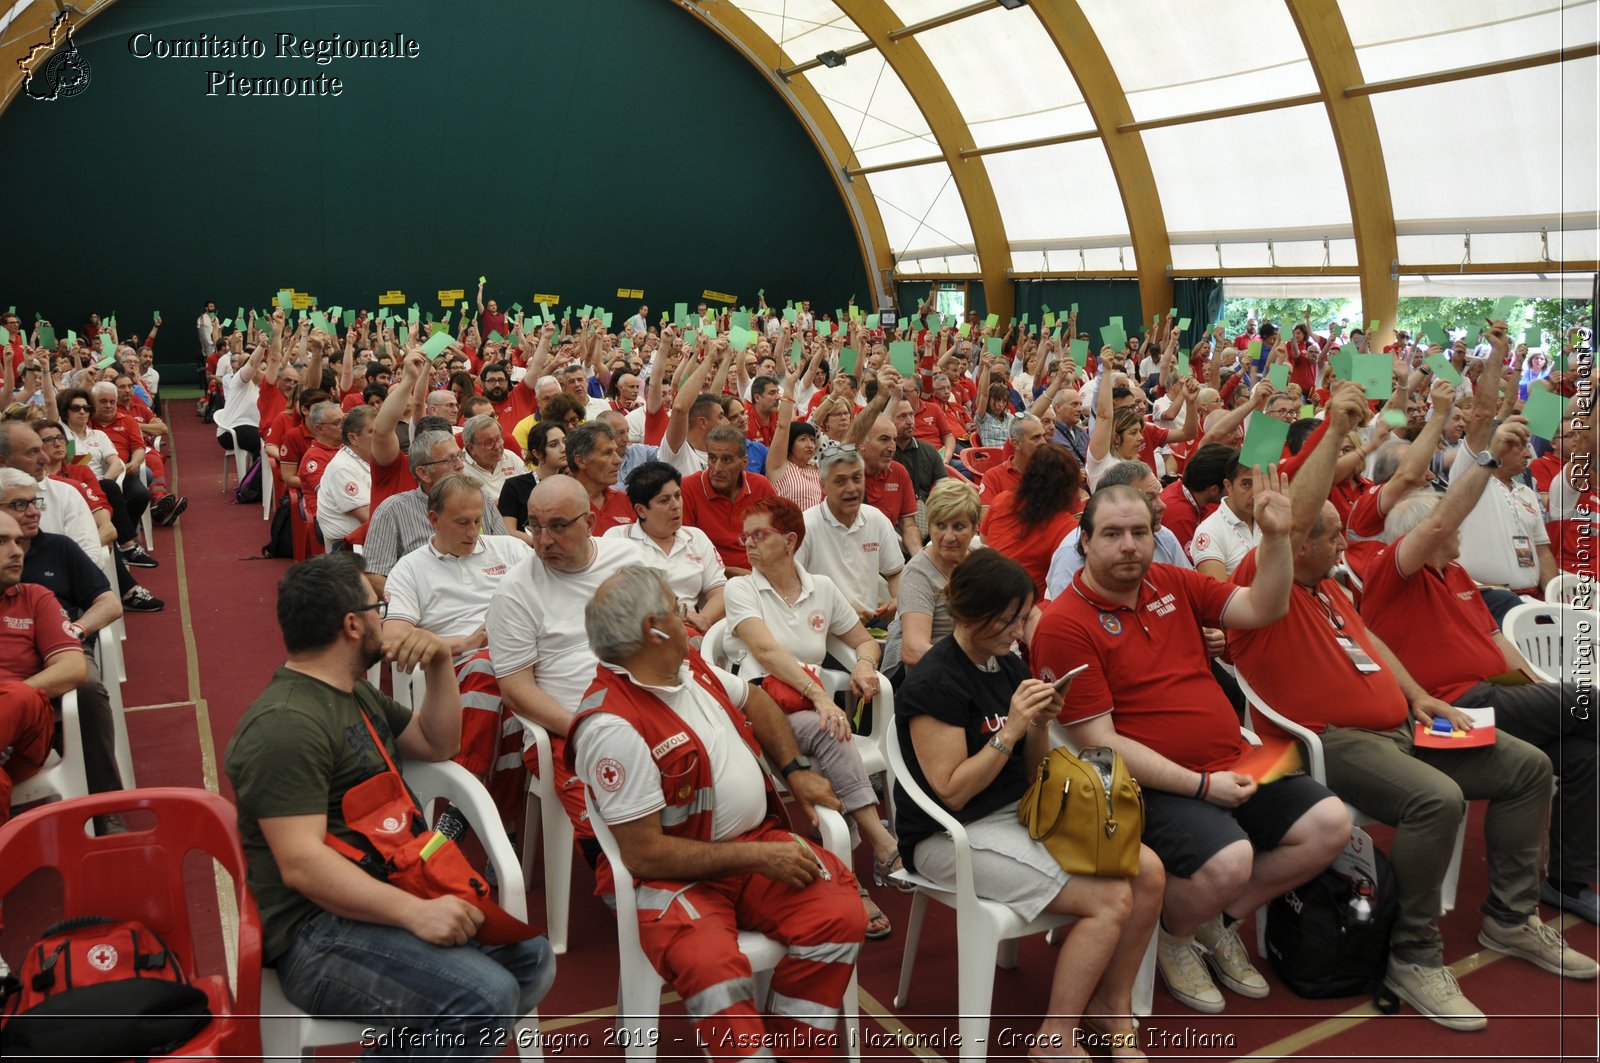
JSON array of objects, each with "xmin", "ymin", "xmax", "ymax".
[
  {"xmin": 1372, "ymin": 58, "xmax": 1598, "ymax": 225},
  {"xmin": 1077, "ymin": 0, "xmax": 1317, "ymax": 122},
  {"xmin": 896, "ymin": 253, "xmax": 980, "ymax": 275},
  {"xmin": 984, "ymin": 141, "xmax": 1129, "ymax": 245},
  {"xmin": 736, "ymin": 0, "xmax": 866, "ymax": 56},
  {"xmin": 1141, "ymin": 104, "xmax": 1351, "ymax": 235},
  {"xmin": 869, "ymin": 162, "xmax": 976, "ymax": 258},
  {"xmin": 1170, "ymin": 238, "xmax": 1359, "ymax": 270},
  {"xmin": 1342, "ymin": 0, "xmax": 1598, "ymax": 83},
  {"xmin": 1398, "ymin": 229, "xmax": 1598, "ymax": 264},
  {"xmin": 1010, "ymin": 246, "xmax": 1138, "ymax": 273},
  {"xmin": 913, "ymin": 8, "xmax": 1095, "ymax": 149},
  {"xmin": 806, "ymin": 51, "xmax": 941, "ymax": 167}
]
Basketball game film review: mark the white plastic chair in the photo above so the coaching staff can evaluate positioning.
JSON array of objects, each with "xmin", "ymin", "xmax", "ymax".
[
  {"xmin": 1544, "ymin": 572, "xmax": 1594, "ymax": 609},
  {"xmin": 11, "ymin": 691, "xmax": 88, "ymax": 809},
  {"xmin": 262, "ymin": 453, "xmax": 275, "ymax": 519},
  {"xmin": 1230, "ymin": 668, "xmax": 1466, "ymax": 952},
  {"xmin": 260, "ymin": 758, "xmax": 543, "ymax": 1062},
  {"xmin": 94, "ymin": 627, "xmax": 135, "ymax": 788},
  {"xmin": 519, "ymin": 722, "xmax": 573, "ymax": 956},
  {"xmin": 222, "ymin": 444, "xmax": 250, "ymax": 490},
  {"xmin": 390, "ymin": 661, "xmax": 426, "ymax": 714},
  {"xmin": 1505, "ymin": 602, "xmax": 1590, "ymax": 684},
  {"xmin": 703, "ymin": 621, "xmax": 896, "ymax": 820},
  {"xmin": 587, "ymin": 791, "xmax": 859, "ymax": 1061},
  {"xmin": 885, "ymin": 726, "xmax": 1156, "ymax": 1056},
  {"xmin": 95, "ymin": 548, "xmax": 128, "ymax": 653}
]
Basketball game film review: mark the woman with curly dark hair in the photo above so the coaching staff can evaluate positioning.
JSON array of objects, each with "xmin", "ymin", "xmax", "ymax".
[{"xmin": 977, "ymin": 443, "xmax": 1084, "ymax": 600}]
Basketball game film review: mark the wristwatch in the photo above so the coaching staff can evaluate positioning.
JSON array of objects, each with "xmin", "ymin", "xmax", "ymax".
[
  {"xmin": 1475, "ymin": 450, "xmax": 1501, "ymax": 470},
  {"xmin": 780, "ymin": 755, "xmax": 813, "ymax": 777}
]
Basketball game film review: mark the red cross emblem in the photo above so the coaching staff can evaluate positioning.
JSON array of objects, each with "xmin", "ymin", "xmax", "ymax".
[{"xmin": 596, "ymin": 756, "xmax": 626, "ymax": 792}]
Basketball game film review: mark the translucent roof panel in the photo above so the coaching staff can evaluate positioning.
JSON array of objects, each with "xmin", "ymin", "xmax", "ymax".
[
  {"xmin": 805, "ymin": 51, "xmax": 941, "ymax": 169},
  {"xmin": 1077, "ymin": 0, "xmax": 1319, "ymax": 123},
  {"xmin": 1343, "ymin": 0, "xmax": 1599, "ymax": 83},
  {"xmin": 1398, "ymin": 229, "xmax": 1597, "ymax": 265},
  {"xmin": 867, "ymin": 162, "xmax": 976, "ymax": 259},
  {"xmin": 734, "ymin": 0, "xmax": 867, "ymax": 58},
  {"xmin": 903, "ymin": 6, "xmax": 1095, "ymax": 149},
  {"xmin": 984, "ymin": 141, "xmax": 1130, "ymax": 247},
  {"xmin": 1142, "ymin": 104, "xmax": 1351, "ymax": 237},
  {"xmin": 1372, "ymin": 57, "xmax": 1598, "ymax": 227},
  {"xmin": 896, "ymin": 252, "xmax": 980, "ymax": 275},
  {"xmin": 1011, "ymin": 246, "xmax": 1137, "ymax": 273}
]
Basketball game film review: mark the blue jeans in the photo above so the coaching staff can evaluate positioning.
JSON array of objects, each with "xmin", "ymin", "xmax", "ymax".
[{"xmin": 277, "ymin": 910, "xmax": 556, "ymax": 1060}]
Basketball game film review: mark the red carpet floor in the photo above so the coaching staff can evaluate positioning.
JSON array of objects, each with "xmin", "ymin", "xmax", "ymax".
[{"xmin": 31, "ymin": 402, "xmax": 1600, "ymax": 1060}]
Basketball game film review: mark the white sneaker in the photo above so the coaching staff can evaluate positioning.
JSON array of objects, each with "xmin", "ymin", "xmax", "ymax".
[
  {"xmin": 1384, "ymin": 958, "xmax": 1486, "ymax": 1031},
  {"xmin": 1157, "ymin": 928, "xmax": 1224, "ymax": 1013},
  {"xmin": 1479, "ymin": 915, "xmax": 1600, "ymax": 980},
  {"xmin": 1194, "ymin": 914, "xmax": 1269, "ymax": 998}
]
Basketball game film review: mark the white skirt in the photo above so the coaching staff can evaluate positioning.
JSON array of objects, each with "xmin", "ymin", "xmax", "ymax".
[{"xmin": 910, "ymin": 802, "xmax": 1068, "ymax": 922}]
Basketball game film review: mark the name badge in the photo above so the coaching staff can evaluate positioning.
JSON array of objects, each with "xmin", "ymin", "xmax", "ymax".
[
  {"xmin": 1335, "ymin": 634, "xmax": 1382, "ymax": 674},
  {"xmin": 1511, "ymin": 534, "xmax": 1535, "ymax": 569}
]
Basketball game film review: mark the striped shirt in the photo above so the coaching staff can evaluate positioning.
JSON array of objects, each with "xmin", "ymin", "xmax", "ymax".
[{"xmin": 363, "ymin": 487, "xmax": 510, "ymax": 577}]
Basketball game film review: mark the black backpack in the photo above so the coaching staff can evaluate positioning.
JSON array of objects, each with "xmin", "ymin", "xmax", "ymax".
[
  {"xmin": 232, "ymin": 458, "xmax": 262, "ymax": 506},
  {"xmin": 1265, "ymin": 845, "xmax": 1399, "ymax": 999},
  {"xmin": 261, "ymin": 494, "xmax": 294, "ymax": 558}
]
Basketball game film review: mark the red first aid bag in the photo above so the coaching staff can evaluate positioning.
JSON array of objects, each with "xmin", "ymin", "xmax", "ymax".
[{"xmin": 0, "ymin": 915, "xmax": 211, "ymax": 1059}]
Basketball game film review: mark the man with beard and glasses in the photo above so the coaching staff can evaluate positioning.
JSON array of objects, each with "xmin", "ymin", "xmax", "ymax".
[{"xmin": 225, "ymin": 553, "xmax": 555, "ymax": 1058}]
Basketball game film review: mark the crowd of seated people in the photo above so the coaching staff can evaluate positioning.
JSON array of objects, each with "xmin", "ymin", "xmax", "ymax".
[{"xmin": 2, "ymin": 293, "xmax": 1594, "ymax": 1058}]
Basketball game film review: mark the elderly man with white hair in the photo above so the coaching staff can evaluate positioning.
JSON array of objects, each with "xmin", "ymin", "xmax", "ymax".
[
  {"xmin": 424, "ymin": 389, "xmax": 461, "ymax": 429},
  {"xmin": 458, "ymin": 414, "xmax": 522, "ymax": 502},
  {"xmin": 568, "ymin": 565, "xmax": 863, "ymax": 1056}
]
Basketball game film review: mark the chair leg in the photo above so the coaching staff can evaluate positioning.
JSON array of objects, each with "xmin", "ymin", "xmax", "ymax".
[
  {"xmin": 955, "ymin": 915, "xmax": 1001, "ymax": 1063},
  {"xmin": 521, "ymin": 783, "xmax": 543, "ymax": 887},
  {"xmin": 1255, "ymin": 903, "xmax": 1268, "ymax": 957},
  {"xmin": 1133, "ymin": 930, "xmax": 1157, "ymax": 1017},
  {"xmin": 542, "ymin": 790, "xmax": 573, "ymax": 955},
  {"xmin": 514, "ymin": 1011, "xmax": 544, "ymax": 1063},
  {"xmin": 892, "ymin": 891, "xmax": 930, "ymax": 1008},
  {"xmin": 1440, "ymin": 815, "xmax": 1466, "ymax": 914},
  {"xmin": 842, "ymin": 971, "xmax": 861, "ymax": 1063},
  {"xmin": 997, "ymin": 937, "xmax": 1021, "ymax": 970}
]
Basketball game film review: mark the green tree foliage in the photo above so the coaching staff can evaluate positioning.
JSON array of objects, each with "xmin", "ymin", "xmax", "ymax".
[{"xmin": 1221, "ymin": 293, "xmax": 1592, "ymax": 349}]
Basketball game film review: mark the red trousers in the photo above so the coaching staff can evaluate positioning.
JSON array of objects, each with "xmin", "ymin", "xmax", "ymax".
[
  {"xmin": 523, "ymin": 727, "xmax": 608, "ymax": 892},
  {"xmin": 0, "ymin": 681, "xmax": 55, "ymax": 825},
  {"xmin": 634, "ymin": 826, "xmax": 866, "ymax": 1062},
  {"xmin": 454, "ymin": 651, "xmax": 527, "ymax": 823}
]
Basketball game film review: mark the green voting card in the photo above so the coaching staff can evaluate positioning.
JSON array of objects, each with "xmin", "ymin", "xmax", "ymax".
[
  {"xmin": 1240, "ymin": 415, "xmax": 1290, "ymax": 471},
  {"xmin": 1522, "ymin": 388, "xmax": 1569, "ymax": 440},
  {"xmin": 889, "ymin": 341, "xmax": 916, "ymax": 375},
  {"xmin": 1267, "ymin": 364, "xmax": 1289, "ymax": 390}
]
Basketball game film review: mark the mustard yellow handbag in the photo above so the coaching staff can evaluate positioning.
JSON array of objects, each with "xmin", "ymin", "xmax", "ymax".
[{"xmin": 1018, "ymin": 745, "xmax": 1145, "ymax": 878}]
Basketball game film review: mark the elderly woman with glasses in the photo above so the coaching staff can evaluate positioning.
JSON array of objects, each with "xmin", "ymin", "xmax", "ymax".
[{"xmin": 724, "ymin": 495, "xmax": 909, "ymax": 940}]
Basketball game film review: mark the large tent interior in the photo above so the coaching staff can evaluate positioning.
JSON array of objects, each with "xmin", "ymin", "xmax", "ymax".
[{"xmin": 0, "ymin": 0, "xmax": 1594, "ymax": 1059}]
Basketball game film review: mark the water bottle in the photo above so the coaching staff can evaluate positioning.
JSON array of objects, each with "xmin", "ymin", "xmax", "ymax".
[{"xmin": 1348, "ymin": 876, "xmax": 1374, "ymax": 924}]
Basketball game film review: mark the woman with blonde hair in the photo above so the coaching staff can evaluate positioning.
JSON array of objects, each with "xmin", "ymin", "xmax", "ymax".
[{"xmin": 883, "ymin": 478, "xmax": 981, "ymax": 677}]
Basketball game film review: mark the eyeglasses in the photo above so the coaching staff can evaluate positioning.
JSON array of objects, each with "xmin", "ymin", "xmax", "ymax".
[
  {"xmin": 352, "ymin": 600, "xmax": 388, "ymax": 619},
  {"xmin": 66, "ymin": 404, "xmax": 90, "ymax": 412},
  {"xmin": 420, "ymin": 452, "xmax": 467, "ymax": 470},
  {"xmin": 525, "ymin": 514, "xmax": 588, "ymax": 537},
  {"xmin": 38, "ymin": 436, "xmax": 64, "ymax": 446},
  {"xmin": 738, "ymin": 526, "xmax": 780, "ymax": 547},
  {"xmin": 1, "ymin": 498, "xmax": 43, "ymax": 514},
  {"xmin": 816, "ymin": 442, "xmax": 859, "ymax": 462}
]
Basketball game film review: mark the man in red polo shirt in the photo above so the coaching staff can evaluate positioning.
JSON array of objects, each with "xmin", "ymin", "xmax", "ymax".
[
  {"xmin": 298, "ymin": 402, "xmax": 344, "ymax": 532},
  {"xmin": 1229, "ymin": 383, "xmax": 1586, "ymax": 1028},
  {"xmin": 744, "ymin": 375, "xmax": 780, "ymax": 447},
  {"xmin": 565, "ymin": 421, "xmax": 635, "ymax": 535},
  {"xmin": 976, "ymin": 414, "xmax": 1046, "ymax": 507},
  {"xmin": 369, "ymin": 352, "xmax": 427, "ymax": 516},
  {"xmin": 1031, "ymin": 475, "xmax": 1348, "ymax": 1015},
  {"xmin": 1344, "ymin": 378, "xmax": 1458, "ymax": 582},
  {"xmin": 484, "ymin": 325, "xmax": 556, "ymax": 447},
  {"xmin": 853, "ymin": 402, "xmax": 920, "ymax": 558},
  {"xmin": 904, "ymin": 384, "xmax": 955, "ymax": 462},
  {"xmin": 1161, "ymin": 444, "xmax": 1227, "ymax": 560},
  {"xmin": 0, "ymin": 509, "xmax": 87, "ymax": 825},
  {"xmin": 1362, "ymin": 416, "xmax": 1599, "ymax": 933},
  {"xmin": 680, "ymin": 426, "xmax": 775, "ymax": 577},
  {"xmin": 94, "ymin": 380, "xmax": 185, "ymax": 527}
]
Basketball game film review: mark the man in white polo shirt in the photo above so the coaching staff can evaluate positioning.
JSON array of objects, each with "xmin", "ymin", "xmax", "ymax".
[
  {"xmin": 315, "ymin": 405, "xmax": 376, "ymax": 547},
  {"xmin": 1190, "ymin": 450, "xmax": 1260, "ymax": 580},
  {"xmin": 795, "ymin": 444, "xmax": 904, "ymax": 627},
  {"xmin": 486, "ymin": 475, "xmax": 661, "ymax": 889},
  {"xmin": 383, "ymin": 474, "xmax": 534, "ymax": 816}
]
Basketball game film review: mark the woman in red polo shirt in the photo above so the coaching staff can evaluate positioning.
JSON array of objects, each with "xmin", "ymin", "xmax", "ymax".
[{"xmin": 978, "ymin": 444, "xmax": 1084, "ymax": 601}]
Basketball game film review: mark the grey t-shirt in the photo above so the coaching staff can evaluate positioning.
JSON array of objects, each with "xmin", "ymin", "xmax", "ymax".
[{"xmin": 882, "ymin": 548, "xmax": 955, "ymax": 674}]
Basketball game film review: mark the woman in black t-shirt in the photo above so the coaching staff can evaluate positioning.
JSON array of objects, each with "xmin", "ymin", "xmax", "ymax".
[{"xmin": 895, "ymin": 549, "xmax": 1162, "ymax": 1060}]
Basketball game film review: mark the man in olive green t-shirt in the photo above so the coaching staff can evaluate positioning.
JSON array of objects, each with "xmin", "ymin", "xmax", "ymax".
[{"xmin": 224, "ymin": 553, "xmax": 553, "ymax": 1060}]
